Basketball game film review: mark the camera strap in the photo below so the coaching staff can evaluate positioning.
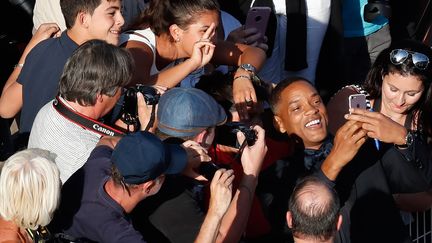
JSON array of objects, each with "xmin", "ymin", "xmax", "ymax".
[
  {"xmin": 143, "ymin": 104, "xmax": 156, "ymax": 132},
  {"xmin": 53, "ymin": 96, "xmax": 124, "ymax": 137}
]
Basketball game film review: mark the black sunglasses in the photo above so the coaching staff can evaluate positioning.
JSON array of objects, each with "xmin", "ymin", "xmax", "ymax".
[{"xmin": 390, "ymin": 49, "xmax": 430, "ymax": 70}]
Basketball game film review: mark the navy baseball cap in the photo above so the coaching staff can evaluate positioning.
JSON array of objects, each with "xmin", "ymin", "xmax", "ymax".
[
  {"xmin": 157, "ymin": 88, "xmax": 227, "ymax": 138},
  {"xmin": 111, "ymin": 131, "xmax": 187, "ymax": 184}
]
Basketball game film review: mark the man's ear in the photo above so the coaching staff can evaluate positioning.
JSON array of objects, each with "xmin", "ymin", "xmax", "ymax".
[
  {"xmin": 168, "ymin": 24, "xmax": 182, "ymax": 42},
  {"xmin": 273, "ymin": 115, "xmax": 286, "ymax": 133},
  {"xmin": 141, "ymin": 180, "xmax": 155, "ymax": 194},
  {"xmin": 96, "ymin": 93, "xmax": 103, "ymax": 104},
  {"xmin": 77, "ymin": 11, "xmax": 90, "ymax": 28},
  {"xmin": 336, "ymin": 214, "xmax": 343, "ymax": 231},
  {"xmin": 194, "ymin": 129, "xmax": 208, "ymax": 145},
  {"xmin": 286, "ymin": 211, "xmax": 293, "ymax": 228}
]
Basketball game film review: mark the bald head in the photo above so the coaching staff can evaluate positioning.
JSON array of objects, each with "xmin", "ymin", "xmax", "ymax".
[{"xmin": 287, "ymin": 176, "xmax": 340, "ymax": 242}]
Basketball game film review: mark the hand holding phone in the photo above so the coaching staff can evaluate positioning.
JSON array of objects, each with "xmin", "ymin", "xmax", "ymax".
[{"xmin": 244, "ymin": 7, "xmax": 271, "ymax": 44}]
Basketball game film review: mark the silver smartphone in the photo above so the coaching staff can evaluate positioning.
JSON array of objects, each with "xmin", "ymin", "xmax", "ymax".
[{"xmin": 348, "ymin": 94, "xmax": 367, "ymax": 110}]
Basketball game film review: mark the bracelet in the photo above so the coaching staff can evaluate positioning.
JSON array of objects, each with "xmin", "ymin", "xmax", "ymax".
[
  {"xmin": 233, "ymin": 75, "xmax": 251, "ymax": 82},
  {"xmin": 14, "ymin": 63, "xmax": 24, "ymax": 68}
]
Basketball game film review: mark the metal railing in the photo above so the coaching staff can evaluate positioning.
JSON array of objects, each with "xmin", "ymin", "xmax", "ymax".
[{"xmin": 409, "ymin": 209, "xmax": 432, "ymax": 243}]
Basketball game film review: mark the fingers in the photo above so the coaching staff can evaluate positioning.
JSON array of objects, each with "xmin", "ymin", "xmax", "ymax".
[
  {"xmin": 202, "ymin": 23, "xmax": 216, "ymax": 40},
  {"xmin": 252, "ymin": 125, "xmax": 265, "ymax": 142},
  {"xmin": 137, "ymin": 92, "xmax": 146, "ymax": 106},
  {"xmin": 137, "ymin": 92, "xmax": 155, "ymax": 130},
  {"xmin": 233, "ymin": 82, "xmax": 257, "ymax": 121},
  {"xmin": 347, "ymin": 108, "xmax": 381, "ymax": 119},
  {"xmin": 194, "ymin": 39, "xmax": 216, "ymax": 49},
  {"xmin": 256, "ymin": 42, "xmax": 268, "ymax": 52},
  {"xmin": 182, "ymin": 140, "xmax": 211, "ymax": 163},
  {"xmin": 152, "ymin": 85, "xmax": 168, "ymax": 95},
  {"xmin": 244, "ymin": 32, "xmax": 262, "ymax": 45},
  {"xmin": 236, "ymin": 130, "xmax": 246, "ymax": 146},
  {"xmin": 36, "ymin": 23, "xmax": 61, "ymax": 38},
  {"xmin": 181, "ymin": 140, "xmax": 201, "ymax": 147},
  {"xmin": 211, "ymin": 169, "xmax": 234, "ymax": 189},
  {"xmin": 242, "ymin": 26, "xmax": 259, "ymax": 35}
]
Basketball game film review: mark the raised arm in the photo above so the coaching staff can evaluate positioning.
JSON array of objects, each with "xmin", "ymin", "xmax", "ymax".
[
  {"xmin": 212, "ymin": 40, "xmax": 266, "ymax": 121},
  {"xmin": 215, "ymin": 125, "xmax": 267, "ymax": 243},
  {"xmin": 0, "ymin": 23, "xmax": 60, "ymax": 118},
  {"xmin": 195, "ymin": 169, "xmax": 234, "ymax": 243},
  {"xmin": 124, "ymin": 23, "xmax": 217, "ymax": 88}
]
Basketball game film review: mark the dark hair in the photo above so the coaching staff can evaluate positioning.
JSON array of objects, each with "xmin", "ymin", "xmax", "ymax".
[
  {"xmin": 60, "ymin": 0, "xmax": 114, "ymax": 29},
  {"xmin": 289, "ymin": 176, "xmax": 340, "ymax": 241},
  {"xmin": 59, "ymin": 40, "xmax": 133, "ymax": 106},
  {"xmin": 270, "ymin": 77, "xmax": 312, "ymax": 115},
  {"xmin": 363, "ymin": 39, "xmax": 432, "ymax": 136},
  {"xmin": 129, "ymin": 0, "xmax": 219, "ymax": 36},
  {"xmin": 110, "ymin": 164, "xmax": 132, "ymax": 195}
]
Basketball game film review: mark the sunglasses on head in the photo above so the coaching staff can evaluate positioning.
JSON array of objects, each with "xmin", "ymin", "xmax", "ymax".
[{"xmin": 390, "ymin": 49, "xmax": 430, "ymax": 70}]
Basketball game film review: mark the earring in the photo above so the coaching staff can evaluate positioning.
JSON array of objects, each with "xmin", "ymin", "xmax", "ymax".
[{"xmin": 176, "ymin": 37, "xmax": 180, "ymax": 42}]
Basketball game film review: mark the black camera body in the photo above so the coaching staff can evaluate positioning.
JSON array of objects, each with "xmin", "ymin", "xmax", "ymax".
[
  {"xmin": 215, "ymin": 122, "xmax": 257, "ymax": 149},
  {"xmin": 122, "ymin": 85, "xmax": 160, "ymax": 125}
]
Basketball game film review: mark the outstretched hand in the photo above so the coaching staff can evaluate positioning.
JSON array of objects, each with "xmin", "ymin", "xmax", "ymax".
[
  {"xmin": 208, "ymin": 169, "xmax": 234, "ymax": 218},
  {"xmin": 233, "ymin": 75, "xmax": 257, "ymax": 121}
]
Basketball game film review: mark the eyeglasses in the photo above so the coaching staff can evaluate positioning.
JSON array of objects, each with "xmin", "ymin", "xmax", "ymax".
[{"xmin": 390, "ymin": 49, "xmax": 430, "ymax": 70}]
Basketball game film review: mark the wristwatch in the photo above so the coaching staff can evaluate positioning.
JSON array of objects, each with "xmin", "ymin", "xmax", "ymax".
[
  {"xmin": 395, "ymin": 130, "xmax": 414, "ymax": 149},
  {"xmin": 238, "ymin": 64, "xmax": 257, "ymax": 74}
]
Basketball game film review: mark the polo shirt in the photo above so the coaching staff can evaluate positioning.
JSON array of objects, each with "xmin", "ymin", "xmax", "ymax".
[
  {"xmin": 18, "ymin": 31, "xmax": 78, "ymax": 133},
  {"xmin": 28, "ymin": 98, "xmax": 101, "ymax": 183},
  {"xmin": 49, "ymin": 145, "xmax": 146, "ymax": 243}
]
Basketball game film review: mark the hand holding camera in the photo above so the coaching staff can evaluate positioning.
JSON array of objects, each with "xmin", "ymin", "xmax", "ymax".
[
  {"xmin": 121, "ymin": 85, "xmax": 160, "ymax": 131},
  {"xmin": 215, "ymin": 122, "xmax": 258, "ymax": 149},
  {"xmin": 238, "ymin": 125, "xmax": 267, "ymax": 177}
]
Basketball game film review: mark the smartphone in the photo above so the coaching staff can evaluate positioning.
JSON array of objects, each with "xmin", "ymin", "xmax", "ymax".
[
  {"xmin": 349, "ymin": 94, "xmax": 367, "ymax": 110},
  {"xmin": 244, "ymin": 7, "xmax": 271, "ymax": 43}
]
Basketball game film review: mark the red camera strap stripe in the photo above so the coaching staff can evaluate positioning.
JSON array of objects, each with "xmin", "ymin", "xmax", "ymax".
[{"xmin": 52, "ymin": 96, "xmax": 124, "ymax": 137}]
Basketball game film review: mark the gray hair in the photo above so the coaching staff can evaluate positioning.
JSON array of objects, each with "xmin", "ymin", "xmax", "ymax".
[{"xmin": 0, "ymin": 149, "xmax": 61, "ymax": 230}]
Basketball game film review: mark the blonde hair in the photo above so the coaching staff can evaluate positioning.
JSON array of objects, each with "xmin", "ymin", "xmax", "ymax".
[{"xmin": 0, "ymin": 148, "xmax": 61, "ymax": 230}]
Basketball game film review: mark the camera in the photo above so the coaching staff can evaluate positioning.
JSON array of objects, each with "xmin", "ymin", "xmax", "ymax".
[
  {"xmin": 215, "ymin": 122, "xmax": 257, "ymax": 149},
  {"xmin": 121, "ymin": 85, "xmax": 160, "ymax": 125},
  {"xmin": 198, "ymin": 162, "xmax": 221, "ymax": 181}
]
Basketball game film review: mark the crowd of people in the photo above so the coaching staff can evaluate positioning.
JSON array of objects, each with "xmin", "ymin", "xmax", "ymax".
[{"xmin": 0, "ymin": 0, "xmax": 431, "ymax": 242}]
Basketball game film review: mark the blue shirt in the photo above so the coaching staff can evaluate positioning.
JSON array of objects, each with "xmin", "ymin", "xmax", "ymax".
[
  {"xmin": 18, "ymin": 31, "xmax": 78, "ymax": 133},
  {"xmin": 342, "ymin": 0, "xmax": 389, "ymax": 37},
  {"xmin": 50, "ymin": 145, "xmax": 146, "ymax": 243}
]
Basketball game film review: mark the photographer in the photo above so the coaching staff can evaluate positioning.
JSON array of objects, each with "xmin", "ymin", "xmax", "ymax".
[
  {"xmin": 27, "ymin": 40, "xmax": 173, "ymax": 184},
  {"xmin": 49, "ymin": 132, "xmax": 235, "ymax": 243},
  {"xmin": 131, "ymin": 87, "xmax": 268, "ymax": 243}
]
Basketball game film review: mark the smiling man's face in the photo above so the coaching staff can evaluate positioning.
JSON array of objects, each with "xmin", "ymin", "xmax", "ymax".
[{"xmin": 274, "ymin": 80, "xmax": 328, "ymax": 150}]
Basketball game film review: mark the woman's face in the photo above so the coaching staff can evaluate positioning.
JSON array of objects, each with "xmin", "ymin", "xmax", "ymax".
[
  {"xmin": 381, "ymin": 72, "xmax": 424, "ymax": 115},
  {"xmin": 179, "ymin": 10, "xmax": 219, "ymax": 56}
]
